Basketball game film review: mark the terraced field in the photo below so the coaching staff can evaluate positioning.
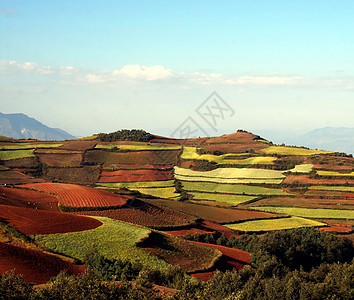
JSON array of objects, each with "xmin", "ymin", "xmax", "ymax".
[
  {"xmin": 97, "ymin": 180, "xmax": 175, "ymax": 189},
  {"xmin": 261, "ymin": 146, "xmax": 331, "ymax": 156},
  {"xmin": 316, "ymin": 170, "xmax": 354, "ymax": 177},
  {"xmin": 225, "ymin": 217, "xmax": 326, "ymax": 232},
  {"xmin": 181, "ymin": 181, "xmax": 288, "ymax": 196},
  {"xmin": 96, "ymin": 141, "xmax": 181, "ymax": 151},
  {"xmin": 35, "ymin": 217, "xmax": 170, "ymax": 269},
  {"xmin": 0, "ymin": 149, "xmax": 35, "ymax": 160},
  {"xmin": 20, "ymin": 183, "xmax": 131, "ymax": 208},
  {"xmin": 250, "ymin": 206, "xmax": 354, "ymax": 219},
  {"xmin": 147, "ymin": 198, "xmax": 277, "ymax": 224},
  {"xmin": 188, "ymin": 192, "xmax": 257, "ymax": 206},
  {"xmin": 309, "ymin": 186, "xmax": 354, "ymax": 192}
]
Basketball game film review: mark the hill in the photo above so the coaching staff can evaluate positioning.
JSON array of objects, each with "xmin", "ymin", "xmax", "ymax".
[
  {"xmin": 0, "ymin": 112, "xmax": 75, "ymax": 141},
  {"xmin": 0, "ymin": 128, "xmax": 353, "ymax": 293}
]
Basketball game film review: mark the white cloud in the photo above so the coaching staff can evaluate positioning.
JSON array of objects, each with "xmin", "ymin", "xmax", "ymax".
[
  {"xmin": 2, "ymin": 60, "xmax": 53, "ymax": 75},
  {"xmin": 112, "ymin": 64, "xmax": 173, "ymax": 81}
]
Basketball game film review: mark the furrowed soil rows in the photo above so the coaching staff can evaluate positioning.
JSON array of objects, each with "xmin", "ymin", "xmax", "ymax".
[
  {"xmin": 0, "ymin": 204, "xmax": 102, "ymax": 234},
  {"xmin": 147, "ymin": 199, "xmax": 277, "ymax": 223},
  {"xmin": 0, "ymin": 186, "xmax": 59, "ymax": 211},
  {"xmin": 76, "ymin": 200, "xmax": 196, "ymax": 228},
  {"xmin": 19, "ymin": 183, "xmax": 131, "ymax": 207}
]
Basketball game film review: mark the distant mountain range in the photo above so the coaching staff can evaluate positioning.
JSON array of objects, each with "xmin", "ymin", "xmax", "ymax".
[
  {"xmin": 257, "ymin": 127, "xmax": 354, "ymax": 155},
  {"xmin": 0, "ymin": 112, "xmax": 75, "ymax": 141}
]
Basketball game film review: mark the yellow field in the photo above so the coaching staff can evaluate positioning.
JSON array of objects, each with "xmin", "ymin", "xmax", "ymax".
[
  {"xmin": 225, "ymin": 217, "xmax": 326, "ymax": 232},
  {"xmin": 316, "ymin": 170, "xmax": 354, "ymax": 177},
  {"xmin": 261, "ymin": 146, "xmax": 331, "ymax": 156}
]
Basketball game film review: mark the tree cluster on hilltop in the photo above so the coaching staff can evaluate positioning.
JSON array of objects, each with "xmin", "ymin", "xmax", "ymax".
[{"xmin": 97, "ymin": 129, "xmax": 153, "ymax": 142}]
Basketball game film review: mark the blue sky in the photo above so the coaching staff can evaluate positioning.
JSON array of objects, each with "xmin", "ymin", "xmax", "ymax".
[{"xmin": 1, "ymin": 0, "xmax": 354, "ymax": 138}]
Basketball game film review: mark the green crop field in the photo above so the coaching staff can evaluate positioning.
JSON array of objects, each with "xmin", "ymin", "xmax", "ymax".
[
  {"xmin": 189, "ymin": 192, "xmax": 257, "ymax": 205},
  {"xmin": 134, "ymin": 187, "xmax": 180, "ymax": 199},
  {"xmin": 261, "ymin": 146, "xmax": 331, "ymax": 156},
  {"xmin": 181, "ymin": 181, "xmax": 288, "ymax": 196},
  {"xmin": 174, "ymin": 166, "xmax": 285, "ymax": 179},
  {"xmin": 0, "ymin": 149, "xmax": 35, "ymax": 160},
  {"xmin": 289, "ymin": 164, "xmax": 314, "ymax": 173},
  {"xmin": 316, "ymin": 170, "xmax": 354, "ymax": 177},
  {"xmin": 35, "ymin": 217, "xmax": 169, "ymax": 269},
  {"xmin": 180, "ymin": 147, "xmax": 276, "ymax": 165},
  {"xmin": 0, "ymin": 143, "xmax": 63, "ymax": 150},
  {"xmin": 225, "ymin": 217, "xmax": 326, "ymax": 232},
  {"xmin": 250, "ymin": 206, "xmax": 354, "ymax": 219},
  {"xmin": 96, "ymin": 142, "xmax": 181, "ymax": 151},
  {"xmin": 96, "ymin": 180, "xmax": 175, "ymax": 189},
  {"xmin": 175, "ymin": 174, "xmax": 284, "ymax": 184},
  {"xmin": 309, "ymin": 186, "xmax": 354, "ymax": 192}
]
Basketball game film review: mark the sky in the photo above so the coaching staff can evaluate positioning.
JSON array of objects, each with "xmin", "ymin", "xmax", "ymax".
[{"xmin": 1, "ymin": 0, "xmax": 354, "ymax": 139}]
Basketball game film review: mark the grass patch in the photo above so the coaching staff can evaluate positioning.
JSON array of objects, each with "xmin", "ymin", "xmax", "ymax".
[
  {"xmin": 175, "ymin": 174, "xmax": 284, "ymax": 184},
  {"xmin": 289, "ymin": 164, "xmax": 314, "ymax": 173},
  {"xmin": 189, "ymin": 192, "xmax": 257, "ymax": 205},
  {"xmin": 96, "ymin": 180, "xmax": 174, "ymax": 189},
  {"xmin": 134, "ymin": 187, "xmax": 180, "ymax": 199},
  {"xmin": 261, "ymin": 146, "xmax": 331, "ymax": 156},
  {"xmin": 35, "ymin": 217, "xmax": 169, "ymax": 270},
  {"xmin": 180, "ymin": 147, "xmax": 276, "ymax": 165},
  {"xmin": 250, "ymin": 206, "xmax": 354, "ymax": 219},
  {"xmin": 0, "ymin": 149, "xmax": 35, "ymax": 160},
  {"xmin": 309, "ymin": 186, "xmax": 354, "ymax": 192},
  {"xmin": 225, "ymin": 217, "xmax": 326, "ymax": 232},
  {"xmin": 0, "ymin": 143, "xmax": 62, "ymax": 150},
  {"xmin": 96, "ymin": 142, "xmax": 181, "ymax": 151},
  {"xmin": 181, "ymin": 181, "xmax": 288, "ymax": 195},
  {"xmin": 174, "ymin": 166, "xmax": 285, "ymax": 179},
  {"xmin": 316, "ymin": 170, "xmax": 354, "ymax": 177}
]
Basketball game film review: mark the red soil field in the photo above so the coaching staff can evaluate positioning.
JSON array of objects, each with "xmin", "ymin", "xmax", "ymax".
[
  {"xmin": 249, "ymin": 197, "xmax": 354, "ymax": 210},
  {"xmin": 59, "ymin": 140, "xmax": 97, "ymax": 151},
  {"xmin": 320, "ymin": 226, "xmax": 353, "ymax": 233},
  {"xmin": 163, "ymin": 220, "xmax": 239, "ymax": 239},
  {"xmin": 36, "ymin": 153, "xmax": 83, "ymax": 167},
  {"xmin": 190, "ymin": 241, "xmax": 251, "ymax": 281},
  {"xmin": 0, "ymin": 186, "xmax": 59, "ymax": 211},
  {"xmin": 98, "ymin": 173, "xmax": 172, "ymax": 183},
  {"xmin": 0, "ymin": 204, "xmax": 102, "ymax": 235},
  {"xmin": 0, "ymin": 242, "xmax": 85, "ymax": 284},
  {"xmin": 0, "ymin": 169, "xmax": 45, "ymax": 185},
  {"xmin": 102, "ymin": 164, "xmax": 174, "ymax": 170},
  {"xmin": 85, "ymin": 150, "xmax": 180, "ymax": 168},
  {"xmin": 313, "ymin": 164, "xmax": 354, "ymax": 172},
  {"xmin": 76, "ymin": 199, "xmax": 196, "ymax": 228},
  {"xmin": 343, "ymin": 192, "xmax": 354, "ymax": 198},
  {"xmin": 20, "ymin": 182, "xmax": 131, "ymax": 207},
  {"xmin": 147, "ymin": 199, "xmax": 277, "ymax": 224},
  {"xmin": 45, "ymin": 165, "xmax": 101, "ymax": 185},
  {"xmin": 283, "ymin": 175, "xmax": 354, "ymax": 185},
  {"xmin": 101, "ymin": 169, "xmax": 172, "ymax": 176}
]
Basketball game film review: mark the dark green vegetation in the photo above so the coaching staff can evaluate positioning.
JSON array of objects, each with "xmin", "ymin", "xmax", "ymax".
[
  {"xmin": 97, "ymin": 129, "xmax": 153, "ymax": 142},
  {"xmin": 1, "ymin": 229, "xmax": 353, "ymax": 300}
]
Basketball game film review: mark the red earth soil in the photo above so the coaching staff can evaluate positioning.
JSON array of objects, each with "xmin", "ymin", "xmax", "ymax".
[
  {"xmin": 0, "ymin": 186, "xmax": 59, "ymax": 211},
  {"xmin": 0, "ymin": 242, "xmax": 85, "ymax": 284},
  {"xmin": 313, "ymin": 164, "xmax": 354, "ymax": 172},
  {"xmin": 0, "ymin": 169, "xmax": 45, "ymax": 185},
  {"xmin": 36, "ymin": 153, "xmax": 83, "ymax": 167},
  {"xmin": 19, "ymin": 182, "xmax": 131, "ymax": 207},
  {"xmin": 0, "ymin": 204, "xmax": 102, "ymax": 235},
  {"xmin": 101, "ymin": 169, "xmax": 172, "ymax": 176},
  {"xmin": 190, "ymin": 241, "xmax": 251, "ymax": 281},
  {"xmin": 249, "ymin": 197, "xmax": 354, "ymax": 210},
  {"xmin": 59, "ymin": 140, "xmax": 97, "ymax": 151},
  {"xmin": 103, "ymin": 164, "xmax": 174, "ymax": 170},
  {"xmin": 282, "ymin": 175, "xmax": 354, "ymax": 185},
  {"xmin": 98, "ymin": 174, "xmax": 172, "ymax": 183},
  {"xmin": 320, "ymin": 226, "xmax": 353, "ymax": 233},
  {"xmin": 163, "ymin": 220, "xmax": 240, "ymax": 239},
  {"xmin": 343, "ymin": 192, "xmax": 354, "ymax": 198},
  {"xmin": 76, "ymin": 199, "xmax": 195, "ymax": 228}
]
